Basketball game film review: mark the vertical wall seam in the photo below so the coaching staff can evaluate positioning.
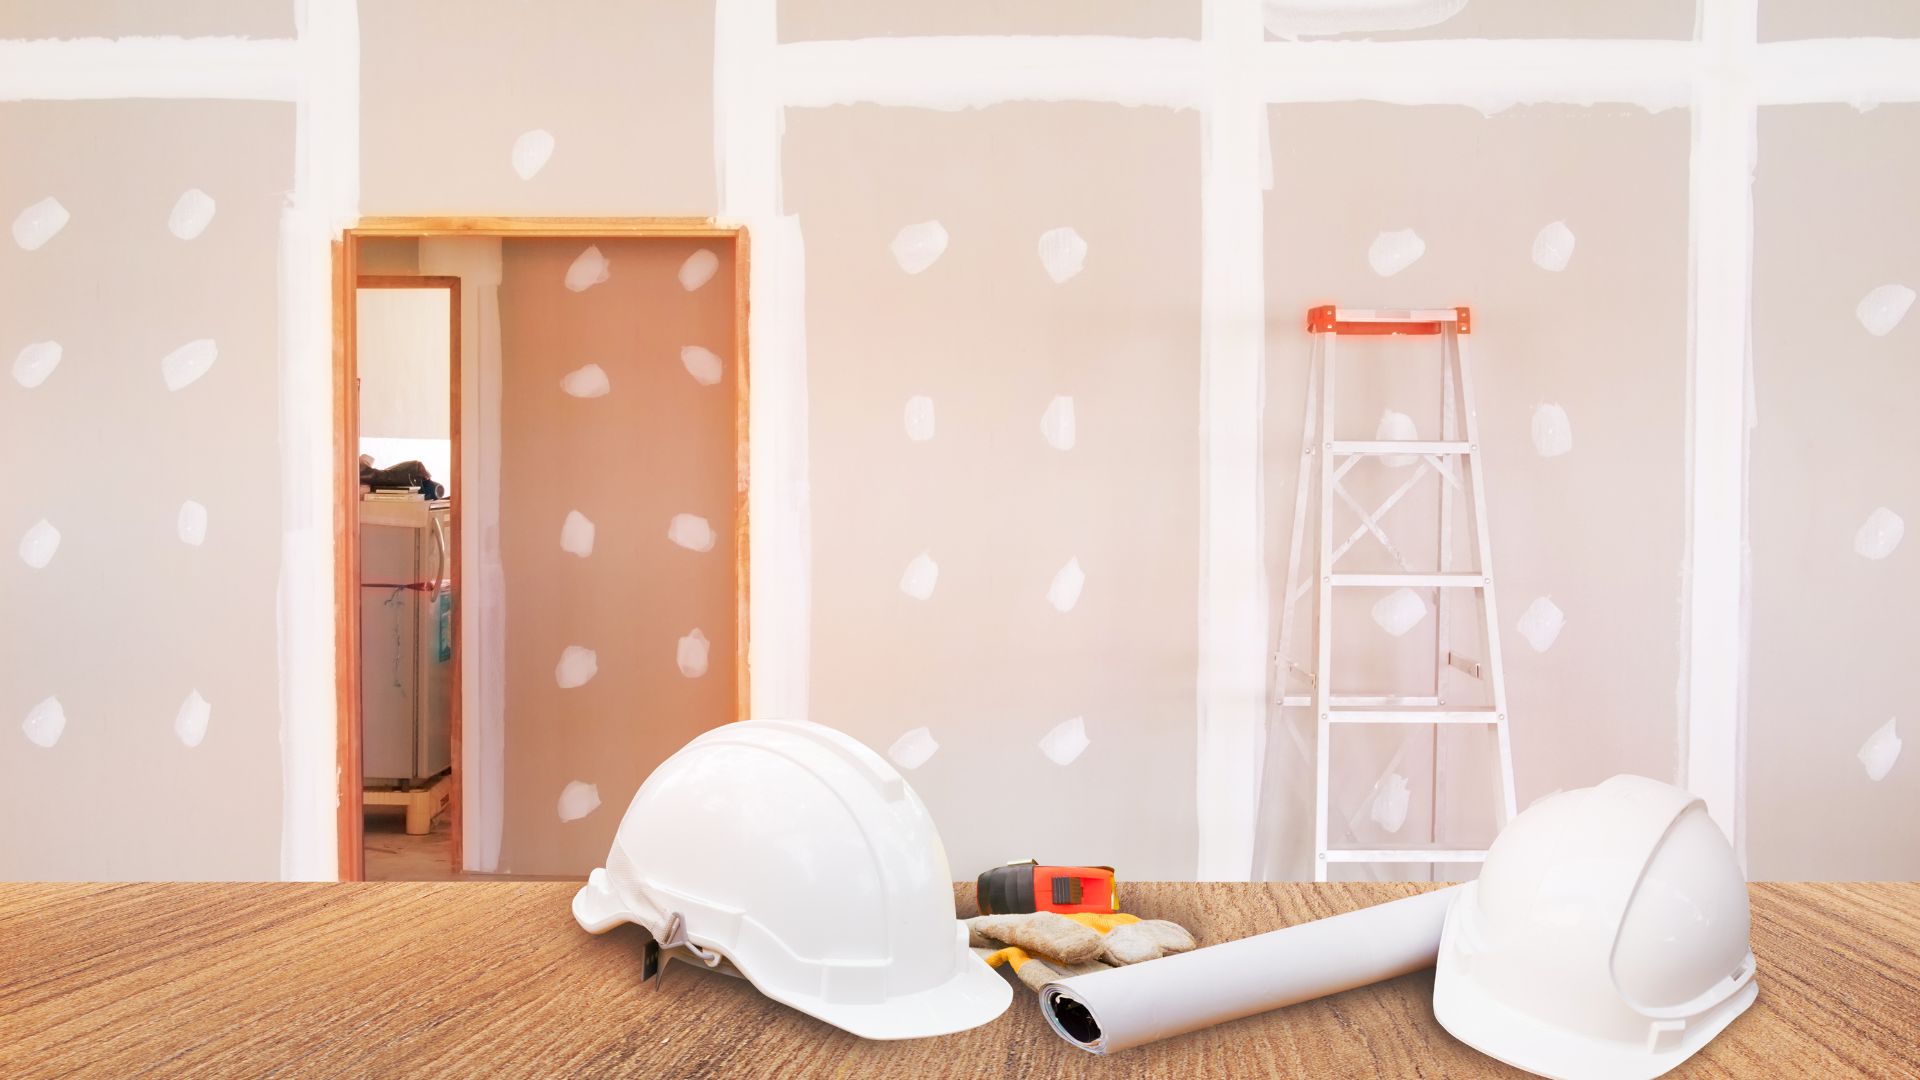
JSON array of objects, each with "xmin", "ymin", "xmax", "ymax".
[
  {"xmin": 1682, "ymin": 0, "xmax": 1757, "ymax": 858},
  {"xmin": 1194, "ymin": 0, "xmax": 1269, "ymax": 881}
]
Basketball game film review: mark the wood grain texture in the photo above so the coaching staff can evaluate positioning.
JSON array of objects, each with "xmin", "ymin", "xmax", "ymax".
[{"xmin": 0, "ymin": 883, "xmax": 1913, "ymax": 1078}]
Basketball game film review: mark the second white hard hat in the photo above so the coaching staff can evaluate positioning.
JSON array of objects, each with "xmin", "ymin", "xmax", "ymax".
[
  {"xmin": 573, "ymin": 719, "xmax": 1012, "ymax": 1039},
  {"xmin": 1433, "ymin": 774, "xmax": 1758, "ymax": 1079}
]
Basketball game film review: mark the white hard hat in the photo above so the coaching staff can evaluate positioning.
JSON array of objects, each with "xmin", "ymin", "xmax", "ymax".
[
  {"xmin": 572, "ymin": 719, "xmax": 1012, "ymax": 1039},
  {"xmin": 1433, "ymin": 775, "xmax": 1758, "ymax": 1080}
]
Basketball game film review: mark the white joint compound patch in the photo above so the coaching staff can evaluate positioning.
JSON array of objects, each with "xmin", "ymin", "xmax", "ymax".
[
  {"xmin": 680, "ymin": 345, "xmax": 724, "ymax": 386},
  {"xmin": 667, "ymin": 513, "xmax": 716, "ymax": 553},
  {"xmin": 888, "ymin": 726, "xmax": 940, "ymax": 770},
  {"xmin": 556, "ymin": 780, "xmax": 601, "ymax": 822},
  {"xmin": 1264, "ymin": 0, "xmax": 1468, "ymax": 39},
  {"xmin": 1859, "ymin": 718, "xmax": 1901, "ymax": 782},
  {"xmin": 559, "ymin": 509, "xmax": 595, "ymax": 557},
  {"xmin": 12, "ymin": 341, "xmax": 61, "ymax": 389},
  {"xmin": 1531, "ymin": 220, "xmax": 1577, "ymax": 272},
  {"xmin": 1368, "ymin": 229, "xmax": 1425, "ymax": 278},
  {"xmin": 168, "ymin": 189, "xmax": 216, "ymax": 240},
  {"xmin": 1041, "ymin": 395, "xmax": 1077, "ymax": 450},
  {"xmin": 22, "ymin": 695, "xmax": 66, "ymax": 748},
  {"xmin": 511, "ymin": 129, "xmax": 555, "ymax": 181},
  {"xmin": 890, "ymin": 220, "xmax": 948, "ymax": 275},
  {"xmin": 1516, "ymin": 595, "xmax": 1566, "ymax": 653},
  {"xmin": 1531, "ymin": 402, "xmax": 1573, "ymax": 458},
  {"xmin": 899, "ymin": 551, "xmax": 939, "ymax": 600},
  {"xmin": 1039, "ymin": 716, "xmax": 1091, "ymax": 766},
  {"xmin": 1856, "ymin": 284, "xmax": 1914, "ymax": 337},
  {"xmin": 160, "ymin": 339, "xmax": 218, "ymax": 392},
  {"xmin": 555, "ymin": 646, "xmax": 598, "ymax": 689},
  {"xmin": 677, "ymin": 628, "xmax": 710, "ymax": 678},
  {"xmin": 1048, "ymin": 557, "xmax": 1086, "ymax": 613},
  {"xmin": 1370, "ymin": 772, "xmax": 1411, "ymax": 833},
  {"xmin": 1038, "ymin": 227, "xmax": 1088, "ymax": 284},
  {"xmin": 1371, "ymin": 587, "xmax": 1428, "ymax": 637},
  {"xmin": 174, "ymin": 689, "xmax": 211, "ymax": 748},
  {"xmin": 11, "ymin": 196, "xmax": 69, "ymax": 251},
  {"xmin": 18, "ymin": 519, "xmax": 60, "ymax": 570},
  {"xmin": 560, "ymin": 363, "xmax": 610, "ymax": 399},
  {"xmin": 903, "ymin": 395, "xmax": 936, "ymax": 442},
  {"xmin": 177, "ymin": 500, "xmax": 208, "ymax": 547},
  {"xmin": 1853, "ymin": 507, "xmax": 1905, "ymax": 560},
  {"xmin": 564, "ymin": 244, "xmax": 611, "ymax": 293},
  {"xmin": 1375, "ymin": 409, "xmax": 1419, "ymax": 467},
  {"xmin": 679, "ymin": 249, "xmax": 720, "ymax": 291}
]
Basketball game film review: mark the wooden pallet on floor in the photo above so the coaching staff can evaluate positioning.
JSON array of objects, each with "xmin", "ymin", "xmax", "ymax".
[{"xmin": 364, "ymin": 771, "xmax": 451, "ymax": 836}]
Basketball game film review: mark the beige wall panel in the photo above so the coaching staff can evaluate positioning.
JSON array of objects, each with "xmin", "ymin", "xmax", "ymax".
[
  {"xmin": 1265, "ymin": 0, "xmax": 1693, "ymax": 41},
  {"xmin": 496, "ymin": 236, "xmax": 738, "ymax": 876},
  {"xmin": 0, "ymin": 101, "xmax": 292, "ymax": 879},
  {"xmin": 1748, "ymin": 105, "xmax": 1920, "ymax": 880},
  {"xmin": 359, "ymin": 0, "xmax": 715, "ymax": 217},
  {"xmin": 786, "ymin": 104, "xmax": 1202, "ymax": 881},
  {"xmin": 1256, "ymin": 104, "xmax": 1690, "ymax": 879},
  {"xmin": 780, "ymin": 0, "xmax": 1197, "ymax": 41},
  {"xmin": 1761, "ymin": 0, "xmax": 1920, "ymax": 41},
  {"xmin": 0, "ymin": 0, "xmax": 293, "ymax": 38}
]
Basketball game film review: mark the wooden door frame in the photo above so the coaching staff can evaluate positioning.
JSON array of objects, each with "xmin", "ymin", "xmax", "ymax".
[{"xmin": 333, "ymin": 218, "xmax": 752, "ymax": 881}]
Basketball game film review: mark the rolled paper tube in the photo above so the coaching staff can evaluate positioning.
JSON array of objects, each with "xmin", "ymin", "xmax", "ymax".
[{"xmin": 1039, "ymin": 884, "xmax": 1460, "ymax": 1054}]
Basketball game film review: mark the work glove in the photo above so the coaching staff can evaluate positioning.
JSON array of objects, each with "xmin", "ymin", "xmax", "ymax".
[{"xmin": 966, "ymin": 911, "xmax": 1196, "ymax": 993}]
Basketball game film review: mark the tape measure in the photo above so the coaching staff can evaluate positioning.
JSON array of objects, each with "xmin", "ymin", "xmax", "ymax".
[{"xmin": 976, "ymin": 859, "xmax": 1118, "ymax": 916}]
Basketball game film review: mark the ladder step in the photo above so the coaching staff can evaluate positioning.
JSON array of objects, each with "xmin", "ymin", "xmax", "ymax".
[
  {"xmin": 1280, "ymin": 694, "xmax": 1441, "ymax": 708},
  {"xmin": 1330, "ymin": 440, "xmax": 1471, "ymax": 456},
  {"xmin": 1322, "ymin": 847, "xmax": 1489, "ymax": 864},
  {"xmin": 1328, "ymin": 708, "xmax": 1499, "ymax": 724},
  {"xmin": 1330, "ymin": 572, "xmax": 1484, "ymax": 588}
]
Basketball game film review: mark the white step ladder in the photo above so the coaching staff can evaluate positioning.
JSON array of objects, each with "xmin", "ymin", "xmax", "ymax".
[{"xmin": 1275, "ymin": 306, "xmax": 1518, "ymax": 882}]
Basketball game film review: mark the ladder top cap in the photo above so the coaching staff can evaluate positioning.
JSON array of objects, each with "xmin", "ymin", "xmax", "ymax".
[{"xmin": 1307, "ymin": 305, "xmax": 1471, "ymax": 335}]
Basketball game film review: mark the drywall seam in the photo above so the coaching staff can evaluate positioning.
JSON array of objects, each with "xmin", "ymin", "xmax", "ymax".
[
  {"xmin": 420, "ymin": 237, "xmax": 506, "ymax": 874},
  {"xmin": 1194, "ymin": 0, "xmax": 1270, "ymax": 882},
  {"xmin": 716, "ymin": 0, "xmax": 811, "ymax": 722},
  {"xmin": 1680, "ymin": 0, "xmax": 1755, "ymax": 856},
  {"xmin": 775, "ymin": 36, "xmax": 1206, "ymax": 110},
  {"xmin": 1753, "ymin": 39, "xmax": 1920, "ymax": 107},
  {"xmin": 276, "ymin": 0, "xmax": 360, "ymax": 881},
  {"xmin": 0, "ymin": 37, "xmax": 302, "ymax": 101},
  {"xmin": 1255, "ymin": 39, "xmax": 1695, "ymax": 112}
]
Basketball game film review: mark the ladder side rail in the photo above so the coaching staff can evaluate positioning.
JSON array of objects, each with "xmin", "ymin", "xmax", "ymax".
[
  {"xmin": 1274, "ymin": 337, "xmax": 1324, "ymax": 700},
  {"xmin": 1450, "ymin": 325, "xmax": 1521, "ymax": 825},
  {"xmin": 1433, "ymin": 324, "xmax": 1460, "ymax": 870},
  {"xmin": 1312, "ymin": 330, "xmax": 1338, "ymax": 882}
]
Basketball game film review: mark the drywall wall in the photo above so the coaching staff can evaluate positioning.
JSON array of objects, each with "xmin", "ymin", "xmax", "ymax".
[
  {"xmin": 1748, "ymin": 104, "xmax": 1920, "ymax": 880},
  {"xmin": 358, "ymin": 0, "xmax": 714, "ymax": 216},
  {"xmin": 785, "ymin": 103, "xmax": 1203, "ymax": 881},
  {"xmin": 5, "ymin": 0, "xmax": 1917, "ymax": 884},
  {"xmin": 1255, "ymin": 104, "xmax": 1691, "ymax": 880},
  {"xmin": 0, "ymin": 0, "xmax": 293, "ymax": 39},
  {"xmin": 0, "ymin": 99, "xmax": 293, "ymax": 879},
  {"xmin": 495, "ymin": 237, "xmax": 739, "ymax": 876}
]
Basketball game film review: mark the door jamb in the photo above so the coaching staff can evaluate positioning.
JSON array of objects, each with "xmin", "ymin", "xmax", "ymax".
[{"xmin": 333, "ymin": 218, "xmax": 751, "ymax": 881}]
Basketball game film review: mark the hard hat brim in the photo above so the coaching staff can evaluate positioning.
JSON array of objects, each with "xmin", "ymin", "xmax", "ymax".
[
  {"xmin": 762, "ymin": 942, "xmax": 1015, "ymax": 1040},
  {"xmin": 1432, "ymin": 883, "xmax": 1760, "ymax": 1080}
]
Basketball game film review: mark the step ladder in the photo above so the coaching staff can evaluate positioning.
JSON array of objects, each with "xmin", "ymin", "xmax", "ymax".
[{"xmin": 1275, "ymin": 305, "xmax": 1518, "ymax": 882}]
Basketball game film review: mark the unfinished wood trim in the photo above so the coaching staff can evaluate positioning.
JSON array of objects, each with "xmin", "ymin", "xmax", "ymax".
[
  {"xmin": 734, "ymin": 227, "xmax": 753, "ymax": 724},
  {"xmin": 335, "ymin": 221, "xmax": 751, "ymax": 880},
  {"xmin": 332, "ymin": 238, "xmax": 364, "ymax": 883},
  {"xmin": 351, "ymin": 217, "xmax": 742, "ymax": 238}
]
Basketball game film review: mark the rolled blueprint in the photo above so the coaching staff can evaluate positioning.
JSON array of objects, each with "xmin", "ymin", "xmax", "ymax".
[{"xmin": 1039, "ymin": 884, "xmax": 1460, "ymax": 1054}]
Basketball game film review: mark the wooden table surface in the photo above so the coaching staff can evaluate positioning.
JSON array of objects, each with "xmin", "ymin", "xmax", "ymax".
[{"xmin": 2, "ymin": 881, "xmax": 1915, "ymax": 1078}]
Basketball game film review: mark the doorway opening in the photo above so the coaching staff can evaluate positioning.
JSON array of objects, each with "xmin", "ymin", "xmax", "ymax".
[{"xmin": 334, "ymin": 219, "xmax": 750, "ymax": 881}]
